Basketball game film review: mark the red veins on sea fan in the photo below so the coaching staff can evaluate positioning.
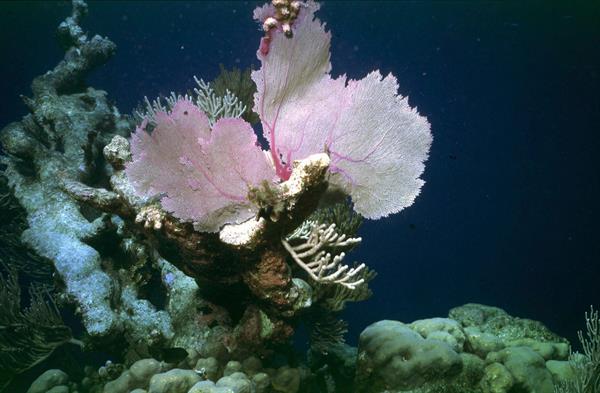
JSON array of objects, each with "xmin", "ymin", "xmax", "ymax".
[
  {"xmin": 252, "ymin": 1, "xmax": 432, "ymax": 219},
  {"xmin": 126, "ymin": 99, "xmax": 275, "ymax": 233},
  {"xmin": 126, "ymin": 1, "xmax": 432, "ymax": 232}
]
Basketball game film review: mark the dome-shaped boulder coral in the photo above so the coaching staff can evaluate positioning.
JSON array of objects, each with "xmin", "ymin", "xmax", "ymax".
[{"xmin": 355, "ymin": 320, "xmax": 463, "ymax": 392}]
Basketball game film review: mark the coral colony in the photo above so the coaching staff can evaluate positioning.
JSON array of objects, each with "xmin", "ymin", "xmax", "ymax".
[
  {"xmin": 127, "ymin": 0, "xmax": 431, "ymax": 229},
  {"xmin": 124, "ymin": 0, "xmax": 431, "ymax": 297},
  {"xmin": 3, "ymin": 0, "xmax": 595, "ymax": 392},
  {"xmin": 1, "ymin": 0, "xmax": 430, "ymax": 363}
]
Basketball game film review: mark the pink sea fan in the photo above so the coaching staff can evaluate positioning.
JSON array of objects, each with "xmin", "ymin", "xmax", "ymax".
[
  {"xmin": 252, "ymin": 1, "xmax": 432, "ymax": 219},
  {"xmin": 126, "ymin": 1, "xmax": 432, "ymax": 231},
  {"xmin": 126, "ymin": 99, "xmax": 275, "ymax": 232}
]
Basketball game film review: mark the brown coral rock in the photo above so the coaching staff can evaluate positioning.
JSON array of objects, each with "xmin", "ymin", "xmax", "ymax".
[{"xmin": 243, "ymin": 249, "xmax": 292, "ymax": 310}]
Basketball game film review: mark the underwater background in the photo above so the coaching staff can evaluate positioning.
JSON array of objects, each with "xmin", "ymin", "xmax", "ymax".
[{"xmin": 0, "ymin": 1, "xmax": 599, "ymax": 391}]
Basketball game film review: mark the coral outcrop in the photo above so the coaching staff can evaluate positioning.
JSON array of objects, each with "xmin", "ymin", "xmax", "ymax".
[
  {"xmin": 356, "ymin": 320, "xmax": 463, "ymax": 391},
  {"xmin": 1, "ymin": 0, "xmax": 401, "ymax": 369},
  {"xmin": 3, "ymin": 1, "xmax": 598, "ymax": 393},
  {"xmin": 355, "ymin": 303, "xmax": 573, "ymax": 393},
  {"xmin": 24, "ymin": 303, "xmax": 584, "ymax": 393},
  {"xmin": 0, "ymin": 0, "xmax": 136, "ymax": 337}
]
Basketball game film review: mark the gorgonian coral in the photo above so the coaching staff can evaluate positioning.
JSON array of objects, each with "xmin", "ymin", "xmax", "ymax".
[
  {"xmin": 126, "ymin": 99, "xmax": 276, "ymax": 232},
  {"xmin": 126, "ymin": 0, "xmax": 432, "ymax": 232}
]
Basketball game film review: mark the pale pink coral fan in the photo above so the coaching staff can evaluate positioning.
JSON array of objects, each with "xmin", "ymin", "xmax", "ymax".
[
  {"xmin": 252, "ymin": 1, "xmax": 432, "ymax": 219},
  {"xmin": 126, "ymin": 0, "xmax": 432, "ymax": 231},
  {"xmin": 126, "ymin": 99, "xmax": 275, "ymax": 232}
]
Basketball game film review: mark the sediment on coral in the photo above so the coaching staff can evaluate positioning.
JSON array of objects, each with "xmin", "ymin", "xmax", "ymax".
[{"xmin": 0, "ymin": 0, "xmax": 178, "ymax": 355}]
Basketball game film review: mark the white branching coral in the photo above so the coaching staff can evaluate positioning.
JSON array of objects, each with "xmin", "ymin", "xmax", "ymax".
[
  {"xmin": 282, "ymin": 222, "xmax": 365, "ymax": 289},
  {"xmin": 286, "ymin": 219, "xmax": 318, "ymax": 240},
  {"xmin": 135, "ymin": 77, "xmax": 246, "ymax": 126},
  {"xmin": 579, "ymin": 306, "xmax": 600, "ymax": 364},
  {"xmin": 191, "ymin": 77, "xmax": 246, "ymax": 125},
  {"xmin": 554, "ymin": 306, "xmax": 600, "ymax": 393}
]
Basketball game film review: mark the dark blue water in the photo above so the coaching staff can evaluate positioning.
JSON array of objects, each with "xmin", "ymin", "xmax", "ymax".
[{"xmin": 1, "ymin": 1, "xmax": 599, "ymax": 348}]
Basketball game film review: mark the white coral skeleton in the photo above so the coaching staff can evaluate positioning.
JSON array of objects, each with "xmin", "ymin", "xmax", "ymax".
[
  {"xmin": 135, "ymin": 77, "xmax": 245, "ymax": 126},
  {"xmin": 282, "ymin": 222, "xmax": 366, "ymax": 289}
]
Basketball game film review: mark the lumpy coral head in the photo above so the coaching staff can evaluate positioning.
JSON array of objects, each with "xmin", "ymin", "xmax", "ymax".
[
  {"xmin": 252, "ymin": 1, "xmax": 432, "ymax": 219},
  {"xmin": 126, "ymin": 99, "xmax": 275, "ymax": 232}
]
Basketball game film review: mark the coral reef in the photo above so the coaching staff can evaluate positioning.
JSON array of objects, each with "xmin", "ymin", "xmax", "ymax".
[
  {"xmin": 21, "ymin": 303, "xmax": 587, "ymax": 393},
  {"xmin": 11, "ymin": 0, "xmax": 600, "ymax": 393},
  {"xmin": 6, "ymin": 0, "xmax": 589, "ymax": 392},
  {"xmin": 0, "ymin": 0, "xmax": 600, "ymax": 393},
  {"xmin": 26, "ymin": 353, "xmax": 313, "ymax": 393},
  {"xmin": 356, "ymin": 320, "xmax": 463, "ymax": 391},
  {"xmin": 2, "ymin": 0, "xmax": 414, "ymax": 373},
  {"xmin": 355, "ymin": 304, "xmax": 572, "ymax": 393},
  {"xmin": 0, "ymin": 0, "xmax": 182, "ymax": 355}
]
